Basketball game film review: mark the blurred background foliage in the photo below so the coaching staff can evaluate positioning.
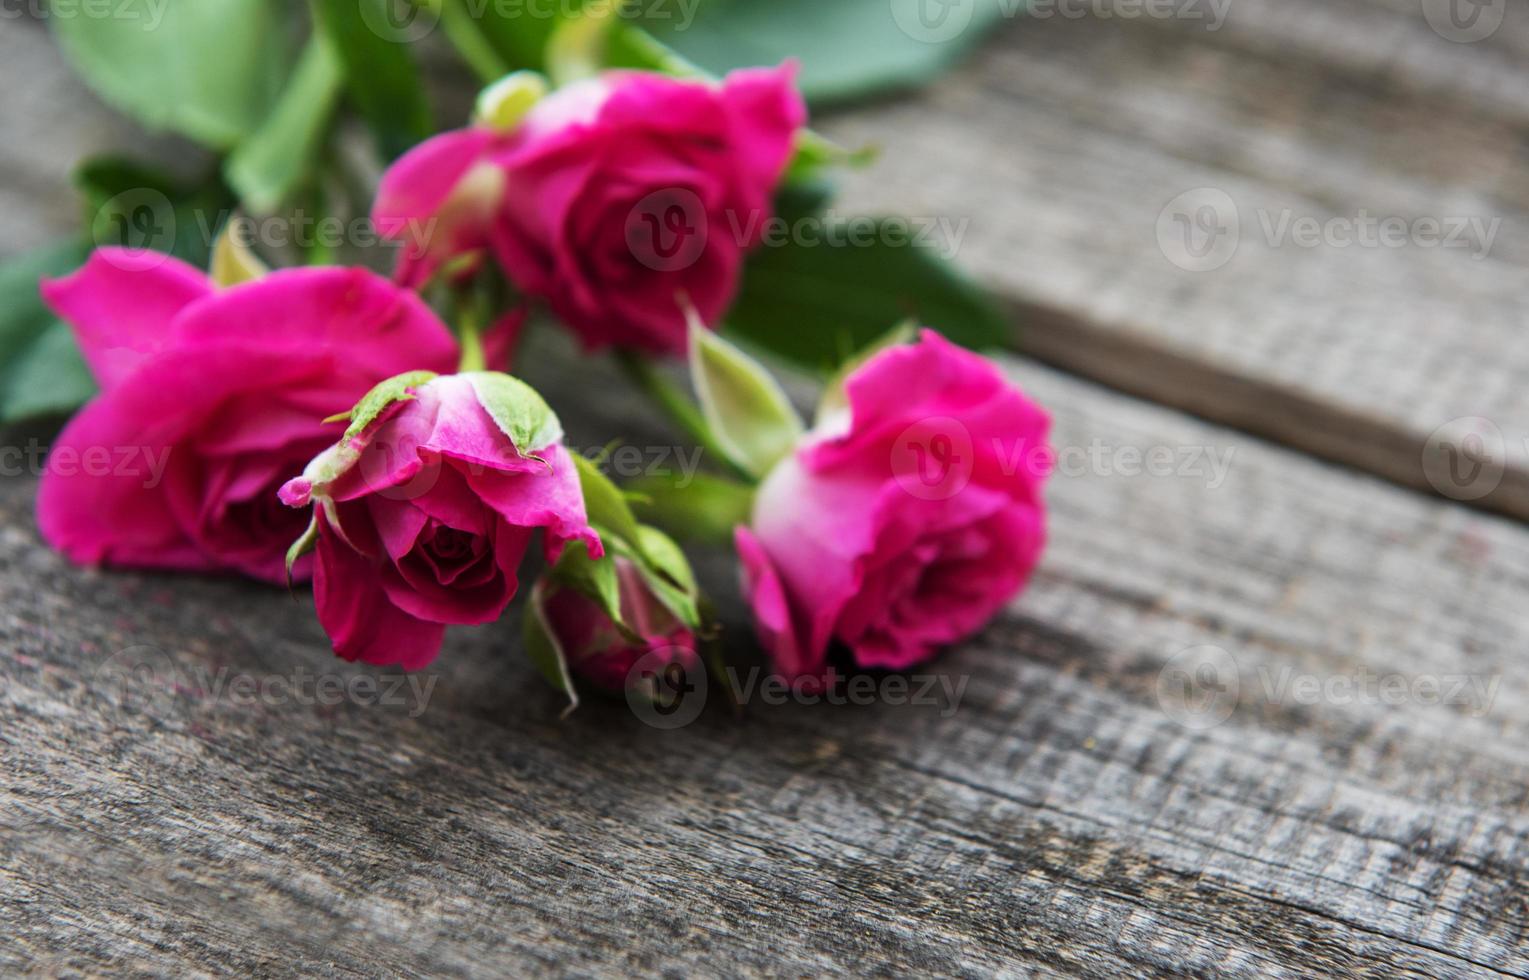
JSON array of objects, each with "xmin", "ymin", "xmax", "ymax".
[{"xmin": 0, "ymin": 0, "xmax": 1016, "ymax": 424}]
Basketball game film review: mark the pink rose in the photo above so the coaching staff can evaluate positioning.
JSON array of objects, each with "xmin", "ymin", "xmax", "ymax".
[
  {"xmin": 735, "ymin": 331, "xmax": 1051, "ymax": 679},
  {"xmin": 374, "ymin": 64, "xmax": 806, "ymax": 354},
  {"xmin": 36, "ymin": 249, "xmax": 459, "ymax": 584},
  {"xmin": 535, "ymin": 556, "xmax": 699, "ymax": 694},
  {"xmin": 280, "ymin": 373, "xmax": 600, "ymax": 669}
]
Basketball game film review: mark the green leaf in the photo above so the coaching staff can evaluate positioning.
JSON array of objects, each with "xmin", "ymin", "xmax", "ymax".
[
  {"xmin": 464, "ymin": 372, "xmax": 564, "ymax": 453},
  {"xmin": 225, "ymin": 34, "xmax": 346, "ymax": 215},
  {"xmin": 525, "ymin": 582, "xmax": 581, "ymax": 716},
  {"xmin": 50, "ymin": 0, "xmax": 287, "ymax": 150},
  {"xmin": 641, "ymin": 0, "xmax": 1013, "ymax": 106},
  {"xmin": 572, "ymin": 453, "xmax": 643, "ymax": 554},
  {"xmin": 311, "ymin": 0, "xmax": 434, "ymax": 160},
  {"xmin": 689, "ymin": 316, "xmax": 803, "ymax": 480},
  {"xmin": 78, "ymin": 157, "xmax": 236, "ymax": 268},
  {"xmin": 627, "ymin": 472, "xmax": 755, "ymax": 548},
  {"xmin": 726, "ymin": 217, "xmax": 1009, "ymax": 374},
  {"xmin": 0, "ymin": 241, "xmax": 94, "ymax": 424},
  {"xmin": 342, "ymin": 370, "xmax": 438, "ymax": 441}
]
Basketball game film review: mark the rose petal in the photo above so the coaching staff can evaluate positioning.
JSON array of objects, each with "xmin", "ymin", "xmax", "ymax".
[
  {"xmin": 314, "ymin": 513, "xmax": 446, "ymax": 670},
  {"xmin": 39, "ymin": 249, "xmax": 213, "ymax": 390},
  {"xmin": 466, "ymin": 443, "xmax": 601, "ymax": 562}
]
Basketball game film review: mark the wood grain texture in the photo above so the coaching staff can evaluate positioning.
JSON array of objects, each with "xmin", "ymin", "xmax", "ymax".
[
  {"xmin": 820, "ymin": 0, "xmax": 1529, "ymax": 521},
  {"xmin": 5, "ymin": 336, "xmax": 1528, "ymax": 976}
]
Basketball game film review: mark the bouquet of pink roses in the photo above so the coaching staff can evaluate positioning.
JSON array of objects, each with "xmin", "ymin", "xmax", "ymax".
[{"xmin": 14, "ymin": 3, "xmax": 1051, "ymax": 715}]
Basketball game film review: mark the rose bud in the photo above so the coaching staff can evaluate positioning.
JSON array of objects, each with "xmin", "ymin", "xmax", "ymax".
[
  {"xmin": 36, "ymin": 247, "xmax": 458, "ymax": 583},
  {"xmin": 532, "ymin": 555, "xmax": 700, "ymax": 696},
  {"xmin": 279, "ymin": 372, "xmax": 600, "ymax": 670},
  {"xmin": 690, "ymin": 325, "xmax": 1051, "ymax": 681},
  {"xmin": 374, "ymin": 63, "xmax": 806, "ymax": 354},
  {"xmin": 521, "ymin": 456, "xmax": 707, "ymax": 710}
]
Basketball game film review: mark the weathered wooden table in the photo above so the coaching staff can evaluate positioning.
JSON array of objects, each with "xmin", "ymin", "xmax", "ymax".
[{"xmin": 4, "ymin": 3, "xmax": 1528, "ymax": 975}]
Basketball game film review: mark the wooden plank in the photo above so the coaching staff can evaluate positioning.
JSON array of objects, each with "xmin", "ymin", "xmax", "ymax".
[
  {"xmin": 4, "ymin": 334, "xmax": 1527, "ymax": 975},
  {"xmin": 819, "ymin": 0, "xmax": 1529, "ymax": 521}
]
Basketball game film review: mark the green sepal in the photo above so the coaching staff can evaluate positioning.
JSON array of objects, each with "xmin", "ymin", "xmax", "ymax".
[
  {"xmin": 209, "ymin": 215, "xmax": 269, "ymax": 288},
  {"xmin": 524, "ymin": 581, "xmax": 580, "ymax": 718},
  {"xmin": 463, "ymin": 371, "xmax": 563, "ymax": 455},
  {"xmin": 635, "ymin": 525, "xmax": 696, "ymax": 597},
  {"xmin": 284, "ymin": 513, "xmax": 320, "ymax": 587},
  {"xmin": 339, "ymin": 370, "xmax": 438, "ymax": 441},
  {"xmin": 623, "ymin": 527, "xmax": 702, "ymax": 631},
  {"xmin": 572, "ymin": 452, "xmax": 643, "ymax": 556},
  {"xmin": 627, "ymin": 473, "xmax": 755, "ymax": 549},
  {"xmin": 688, "ymin": 314, "xmax": 803, "ymax": 480},
  {"xmin": 548, "ymin": 537, "xmax": 633, "ymax": 642},
  {"xmin": 474, "ymin": 71, "xmax": 548, "ymax": 131}
]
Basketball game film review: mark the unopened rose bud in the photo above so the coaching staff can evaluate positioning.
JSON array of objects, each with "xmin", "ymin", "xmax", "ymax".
[{"xmin": 537, "ymin": 556, "xmax": 700, "ymax": 696}]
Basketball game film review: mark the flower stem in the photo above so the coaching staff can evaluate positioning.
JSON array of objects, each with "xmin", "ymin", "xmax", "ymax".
[
  {"xmin": 458, "ymin": 304, "xmax": 487, "ymax": 373},
  {"xmin": 615, "ymin": 352, "xmax": 750, "ymax": 482},
  {"xmin": 429, "ymin": 0, "xmax": 510, "ymax": 84}
]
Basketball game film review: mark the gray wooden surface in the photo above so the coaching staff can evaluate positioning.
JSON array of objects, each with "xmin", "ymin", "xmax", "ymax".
[
  {"xmin": 825, "ymin": 0, "xmax": 1529, "ymax": 521},
  {"xmin": 4, "ymin": 6, "xmax": 1529, "ymax": 977}
]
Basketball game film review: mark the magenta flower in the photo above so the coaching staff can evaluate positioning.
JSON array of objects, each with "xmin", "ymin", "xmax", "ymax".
[
  {"xmin": 36, "ymin": 249, "xmax": 459, "ymax": 584},
  {"xmin": 280, "ymin": 373, "xmax": 600, "ymax": 670},
  {"xmin": 374, "ymin": 64, "xmax": 806, "ymax": 354},
  {"xmin": 534, "ymin": 555, "xmax": 699, "ymax": 695},
  {"xmin": 735, "ymin": 331, "xmax": 1052, "ymax": 679}
]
